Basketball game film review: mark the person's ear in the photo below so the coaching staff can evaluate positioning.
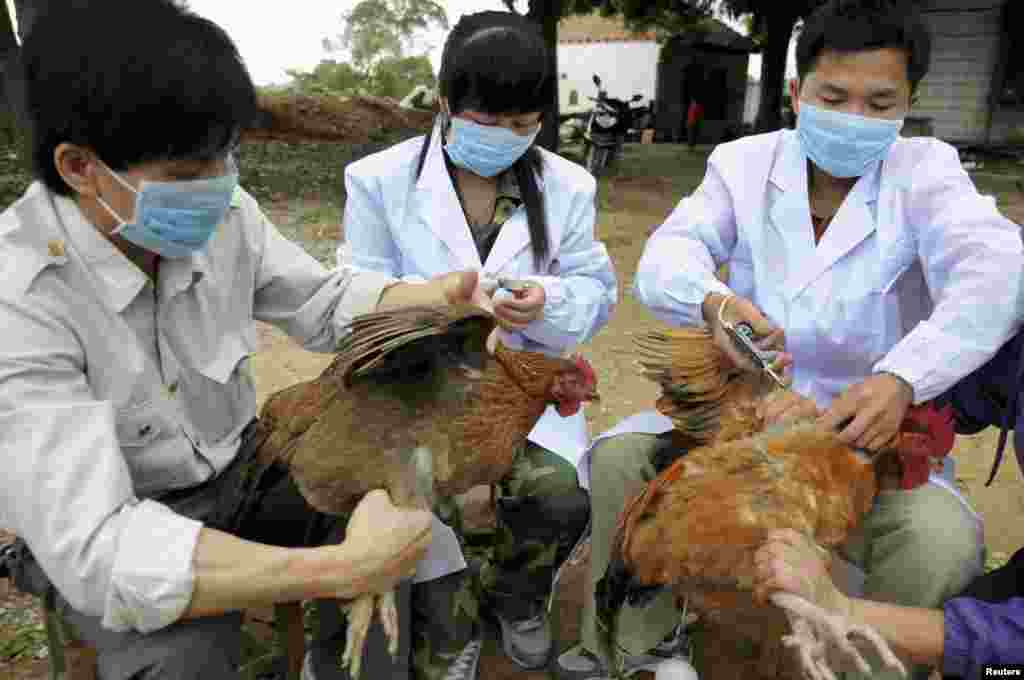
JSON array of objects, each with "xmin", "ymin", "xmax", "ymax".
[
  {"xmin": 789, "ymin": 79, "xmax": 801, "ymax": 115},
  {"xmin": 54, "ymin": 143, "xmax": 102, "ymax": 199}
]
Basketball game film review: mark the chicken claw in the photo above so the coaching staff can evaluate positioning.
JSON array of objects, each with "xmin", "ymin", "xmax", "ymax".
[
  {"xmin": 378, "ymin": 590, "xmax": 400, "ymax": 657},
  {"xmin": 771, "ymin": 592, "xmax": 906, "ymax": 680},
  {"xmin": 342, "ymin": 594, "xmax": 376, "ymax": 679}
]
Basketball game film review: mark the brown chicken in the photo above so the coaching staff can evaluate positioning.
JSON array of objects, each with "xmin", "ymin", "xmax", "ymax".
[
  {"xmin": 596, "ymin": 328, "xmax": 906, "ymax": 680},
  {"xmin": 253, "ymin": 302, "xmax": 598, "ymax": 678}
]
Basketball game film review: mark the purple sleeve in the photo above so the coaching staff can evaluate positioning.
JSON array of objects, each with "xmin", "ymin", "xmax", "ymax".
[{"xmin": 943, "ymin": 597, "xmax": 1024, "ymax": 677}]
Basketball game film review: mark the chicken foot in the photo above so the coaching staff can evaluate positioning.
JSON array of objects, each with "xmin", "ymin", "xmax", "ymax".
[
  {"xmin": 341, "ymin": 589, "xmax": 401, "ymax": 679},
  {"xmin": 770, "ymin": 592, "xmax": 907, "ymax": 680}
]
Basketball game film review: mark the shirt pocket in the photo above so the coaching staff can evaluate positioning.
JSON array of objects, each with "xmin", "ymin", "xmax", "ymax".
[
  {"xmin": 182, "ymin": 324, "xmax": 258, "ymax": 446},
  {"xmin": 115, "ymin": 399, "xmax": 164, "ymax": 449}
]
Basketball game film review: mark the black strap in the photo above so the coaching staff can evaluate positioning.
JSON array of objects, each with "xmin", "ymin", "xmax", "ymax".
[{"xmin": 984, "ymin": 338, "xmax": 1024, "ymax": 487}]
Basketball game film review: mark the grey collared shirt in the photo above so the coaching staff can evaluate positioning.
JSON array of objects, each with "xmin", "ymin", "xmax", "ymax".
[{"xmin": 0, "ymin": 182, "xmax": 394, "ymax": 634}]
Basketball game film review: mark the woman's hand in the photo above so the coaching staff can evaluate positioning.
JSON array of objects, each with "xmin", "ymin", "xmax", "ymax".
[
  {"xmin": 703, "ymin": 292, "xmax": 793, "ymax": 377},
  {"xmin": 493, "ymin": 282, "xmax": 546, "ymax": 331},
  {"xmin": 753, "ymin": 529, "xmax": 850, "ymax": 618},
  {"xmin": 326, "ymin": 490, "xmax": 432, "ymax": 599}
]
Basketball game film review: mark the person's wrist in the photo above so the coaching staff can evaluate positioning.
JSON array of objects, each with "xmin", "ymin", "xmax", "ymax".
[
  {"xmin": 702, "ymin": 292, "xmax": 726, "ymax": 325},
  {"xmin": 877, "ymin": 370, "xmax": 915, "ymax": 405},
  {"xmin": 304, "ymin": 541, "xmax": 372, "ymax": 601},
  {"xmin": 376, "ymin": 281, "xmax": 444, "ymax": 311}
]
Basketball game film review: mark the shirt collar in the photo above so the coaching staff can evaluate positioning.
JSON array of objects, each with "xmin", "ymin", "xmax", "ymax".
[{"xmin": 52, "ymin": 193, "xmax": 208, "ymax": 313}]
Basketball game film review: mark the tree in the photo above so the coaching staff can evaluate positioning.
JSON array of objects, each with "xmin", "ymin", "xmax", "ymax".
[
  {"xmin": 290, "ymin": 0, "xmax": 444, "ymax": 100},
  {"xmin": 288, "ymin": 54, "xmax": 436, "ymax": 100},
  {"xmin": 287, "ymin": 60, "xmax": 365, "ymax": 97},
  {"xmin": 612, "ymin": 0, "xmax": 825, "ymax": 133},
  {"xmin": 326, "ymin": 0, "xmax": 447, "ymax": 79},
  {"xmin": 500, "ymin": 0, "xmax": 604, "ymax": 152},
  {"xmin": 719, "ymin": 1, "xmax": 826, "ymax": 132}
]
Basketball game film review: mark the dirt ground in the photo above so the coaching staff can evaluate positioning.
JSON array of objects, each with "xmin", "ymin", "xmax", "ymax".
[{"xmin": 3, "ymin": 165, "xmax": 1023, "ymax": 680}]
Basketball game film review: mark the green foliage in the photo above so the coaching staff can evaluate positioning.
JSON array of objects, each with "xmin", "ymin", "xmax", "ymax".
[
  {"xmin": 609, "ymin": 0, "xmax": 713, "ymax": 35},
  {"xmin": 373, "ymin": 55, "xmax": 436, "ymax": 99},
  {"xmin": 289, "ymin": 0, "xmax": 444, "ymax": 100},
  {"xmin": 0, "ymin": 603, "xmax": 46, "ymax": 662},
  {"xmin": 286, "ymin": 60, "xmax": 364, "ymax": 98},
  {"xmin": 329, "ymin": 0, "xmax": 448, "ymax": 71}
]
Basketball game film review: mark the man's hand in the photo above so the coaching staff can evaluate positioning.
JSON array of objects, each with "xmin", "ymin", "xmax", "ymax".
[
  {"xmin": 702, "ymin": 292, "xmax": 792, "ymax": 376},
  {"xmin": 817, "ymin": 373, "xmax": 914, "ymax": 451},
  {"xmin": 328, "ymin": 490, "xmax": 432, "ymax": 599},
  {"xmin": 377, "ymin": 271, "xmax": 490, "ymax": 311},
  {"xmin": 493, "ymin": 283, "xmax": 546, "ymax": 331},
  {"xmin": 753, "ymin": 529, "xmax": 851, "ymax": 618},
  {"xmin": 757, "ymin": 389, "xmax": 821, "ymax": 426}
]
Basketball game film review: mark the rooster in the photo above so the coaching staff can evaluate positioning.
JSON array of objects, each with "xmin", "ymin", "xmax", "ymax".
[
  {"xmin": 595, "ymin": 328, "xmax": 913, "ymax": 680},
  {"xmin": 253, "ymin": 299, "xmax": 598, "ymax": 678}
]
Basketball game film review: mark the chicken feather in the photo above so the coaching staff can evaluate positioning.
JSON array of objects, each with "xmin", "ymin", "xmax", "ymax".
[
  {"xmin": 597, "ymin": 327, "xmax": 904, "ymax": 679},
  {"xmin": 253, "ymin": 302, "xmax": 598, "ymax": 677}
]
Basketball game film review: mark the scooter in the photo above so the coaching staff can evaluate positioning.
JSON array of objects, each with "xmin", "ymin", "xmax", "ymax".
[{"xmin": 581, "ymin": 74, "xmax": 643, "ymax": 177}]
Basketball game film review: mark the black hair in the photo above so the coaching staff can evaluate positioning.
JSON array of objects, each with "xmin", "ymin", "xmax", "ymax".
[
  {"xmin": 18, "ymin": 0, "xmax": 258, "ymax": 196},
  {"xmin": 796, "ymin": 0, "xmax": 932, "ymax": 94},
  {"xmin": 415, "ymin": 11, "xmax": 553, "ymax": 268}
]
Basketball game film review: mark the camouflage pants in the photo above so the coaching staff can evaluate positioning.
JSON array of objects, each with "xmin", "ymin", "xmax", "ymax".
[{"xmin": 308, "ymin": 441, "xmax": 590, "ymax": 680}]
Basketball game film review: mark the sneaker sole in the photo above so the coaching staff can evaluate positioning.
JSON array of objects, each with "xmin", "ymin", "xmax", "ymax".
[{"xmin": 496, "ymin": 615, "xmax": 552, "ymax": 670}]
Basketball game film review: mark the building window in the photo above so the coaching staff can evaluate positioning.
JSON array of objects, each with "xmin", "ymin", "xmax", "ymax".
[{"xmin": 569, "ymin": 90, "xmax": 579, "ymax": 106}]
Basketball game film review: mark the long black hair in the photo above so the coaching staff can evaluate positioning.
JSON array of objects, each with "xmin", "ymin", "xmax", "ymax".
[{"xmin": 415, "ymin": 11, "xmax": 554, "ymax": 268}]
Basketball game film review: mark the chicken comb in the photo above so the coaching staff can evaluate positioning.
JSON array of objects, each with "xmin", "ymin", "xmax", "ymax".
[{"xmin": 572, "ymin": 353, "xmax": 597, "ymax": 388}]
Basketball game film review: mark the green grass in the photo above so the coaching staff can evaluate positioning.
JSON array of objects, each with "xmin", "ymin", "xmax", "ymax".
[{"xmin": 0, "ymin": 604, "xmax": 46, "ymax": 663}]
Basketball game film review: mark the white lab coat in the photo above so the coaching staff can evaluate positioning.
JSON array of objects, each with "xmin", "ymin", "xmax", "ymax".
[
  {"xmin": 339, "ymin": 121, "xmax": 617, "ymax": 580},
  {"xmin": 635, "ymin": 129, "xmax": 1023, "ymax": 409},
  {"xmin": 579, "ymin": 130, "xmax": 1023, "ymax": 517}
]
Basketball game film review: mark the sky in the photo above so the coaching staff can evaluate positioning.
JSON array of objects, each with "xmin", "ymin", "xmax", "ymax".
[{"xmin": 185, "ymin": 0, "xmax": 792, "ymax": 88}]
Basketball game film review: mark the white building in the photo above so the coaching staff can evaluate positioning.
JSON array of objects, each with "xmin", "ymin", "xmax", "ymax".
[{"xmin": 556, "ymin": 15, "xmax": 660, "ymax": 117}]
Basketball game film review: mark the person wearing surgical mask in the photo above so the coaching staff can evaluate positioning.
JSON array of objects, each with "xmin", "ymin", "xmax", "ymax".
[
  {"xmin": 561, "ymin": 2, "xmax": 1024, "ymax": 680},
  {"xmin": 0, "ymin": 2, "xmax": 497, "ymax": 679},
  {"xmin": 335, "ymin": 10, "xmax": 617, "ymax": 680}
]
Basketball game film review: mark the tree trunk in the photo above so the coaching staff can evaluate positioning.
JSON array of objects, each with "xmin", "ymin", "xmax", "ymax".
[
  {"xmin": 1, "ymin": 0, "xmax": 20, "ymax": 145},
  {"xmin": 529, "ymin": 0, "xmax": 560, "ymax": 153},
  {"xmin": 753, "ymin": 9, "xmax": 798, "ymax": 134}
]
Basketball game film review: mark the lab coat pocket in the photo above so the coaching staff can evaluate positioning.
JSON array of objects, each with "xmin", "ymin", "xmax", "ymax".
[
  {"xmin": 832, "ymin": 255, "xmax": 911, "ymax": 360},
  {"xmin": 186, "ymin": 324, "xmax": 258, "ymax": 446}
]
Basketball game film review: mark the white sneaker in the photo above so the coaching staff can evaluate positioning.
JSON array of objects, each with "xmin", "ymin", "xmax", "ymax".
[
  {"xmin": 442, "ymin": 638, "xmax": 483, "ymax": 680},
  {"xmin": 654, "ymin": 658, "xmax": 699, "ymax": 680},
  {"xmin": 555, "ymin": 624, "xmax": 695, "ymax": 680}
]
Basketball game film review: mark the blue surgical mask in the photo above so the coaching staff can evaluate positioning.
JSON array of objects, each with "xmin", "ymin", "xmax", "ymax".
[
  {"xmin": 796, "ymin": 102, "xmax": 904, "ymax": 178},
  {"xmin": 444, "ymin": 116, "xmax": 540, "ymax": 178},
  {"xmin": 96, "ymin": 159, "xmax": 238, "ymax": 258}
]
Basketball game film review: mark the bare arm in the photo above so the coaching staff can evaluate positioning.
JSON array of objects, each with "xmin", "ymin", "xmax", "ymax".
[
  {"xmin": 845, "ymin": 597, "xmax": 945, "ymax": 667},
  {"xmin": 183, "ymin": 489, "xmax": 431, "ymax": 620}
]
